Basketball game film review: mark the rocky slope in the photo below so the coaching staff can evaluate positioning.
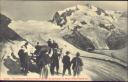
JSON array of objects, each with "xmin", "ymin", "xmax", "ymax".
[{"xmin": 0, "ymin": 14, "xmax": 23, "ymax": 42}]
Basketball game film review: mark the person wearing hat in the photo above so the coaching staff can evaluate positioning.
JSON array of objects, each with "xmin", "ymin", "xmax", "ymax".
[
  {"xmin": 62, "ymin": 51, "xmax": 71, "ymax": 76},
  {"xmin": 71, "ymin": 52, "xmax": 83, "ymax": 76},
  {"xmin": 18, "ymin": 46, "xmax": 25, "ymax": 71},
  {"xmin": 52, "ymin": 40, "xmax": 59, "ymax": 54},
  {"xmin": 18, "ymin": 46, "xmax": 29, "ymax": 75},
  {"xmin": 34, "ymin": 42, "xmax": 41, "ymax": 55}
]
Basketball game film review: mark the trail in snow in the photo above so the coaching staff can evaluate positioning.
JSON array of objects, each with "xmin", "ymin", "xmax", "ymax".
[{"xmin": 84, "ymin": 58, "xmax": 128, "ymax": 81}]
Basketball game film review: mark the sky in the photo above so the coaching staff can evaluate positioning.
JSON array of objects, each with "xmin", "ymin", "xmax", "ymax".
[{"xmin": 0, "ymin": 0, "xmax": 127, "ymax": 21}]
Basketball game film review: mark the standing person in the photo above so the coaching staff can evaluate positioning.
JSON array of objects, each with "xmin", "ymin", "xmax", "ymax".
[
  {"xmin": 18, "ymin": 47, "xmax": 25, "ymax": 71},
  {"xmin": 62, "ymin": 51, "xmax": 71, "ymax": 76},
  {"xmin": 50, "ymin": 48, "xmax": 60, "ymax": 75},
  {"xmin": 58, "ymin": 48, "xmax": 63, "ymax": 59},
  {"xmin": 34, "ymin": 42, "xmax": 41, "ymax": 63},
  {"xmin": 18, "ymin": 47, "xmax": 29, "ymax": 75},
  {"xmin": 34, "ymin": 42, "xmax": 41, "ymax": 55},
  {"xmin": 71, "ymin": 52, "xmax": 83, "ymax": 76},
  {"xmin": 47, "ymin": 39, "xmax": 53, "ymax": 54},
  {"xmin": 23, "ymin": 52, "xmax": 29, "ymax": 75},
  {"xmin": 38, "ymin": 48, "xmax": 51, "ymax": 78},
  {"xmin": 52, "ymin": 40, "xmax": 59, "ymax": 54}
]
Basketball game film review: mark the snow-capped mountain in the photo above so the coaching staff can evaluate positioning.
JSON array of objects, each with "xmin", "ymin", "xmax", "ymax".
[
  {"xmin": 52, "ymin": 4, "xmax": 122, "ymax": 27},
  {"xmin": 51, "ymin": 4, "xmax": 127, "ymax": 51}
]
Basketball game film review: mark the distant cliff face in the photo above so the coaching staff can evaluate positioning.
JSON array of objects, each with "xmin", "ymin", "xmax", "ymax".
[
  {"xmin": 52, "ymin": 4, "xmax": 127, "ymax": 51},
  {"xmin": 0, "ymin": 14, "xmax": 23, "ymax": 42}
]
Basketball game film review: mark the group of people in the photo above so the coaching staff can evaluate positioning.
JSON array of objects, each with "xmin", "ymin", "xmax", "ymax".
[
  {"xmin": 17, "ymin": 39, "xmax": 83, "ymax": 77},
  {"xmin": 62, "ymin": 51, "xmax": 83, "ymax": 76}
]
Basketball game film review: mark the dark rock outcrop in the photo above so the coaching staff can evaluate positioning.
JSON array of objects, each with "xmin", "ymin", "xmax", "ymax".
[
  {"xmin": 96, "ymin": 7, "xmax": 108, "ymax": 16},
  {"xmin": 63, "ymin": 27, "xmax": 127, "ymax": 51},
  {"xmin": 63, "ymin": 31, "xmax": 95, "ymax": 52},
  {"xmin": 52, "ymin": 9, "xmax": 75, "ymax": 27},
  {"xmin": 0, "ymin": 13, "xmax": 23, "ymax": 42},
  {"xmin": 106, "ymin": 29, "xmax": 128, "ymax": 50}
]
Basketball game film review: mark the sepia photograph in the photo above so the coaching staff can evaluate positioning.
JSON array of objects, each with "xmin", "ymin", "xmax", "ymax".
[{"xmin": 0, "ymin": 0, "xmax": 128, "ymax": 81}]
